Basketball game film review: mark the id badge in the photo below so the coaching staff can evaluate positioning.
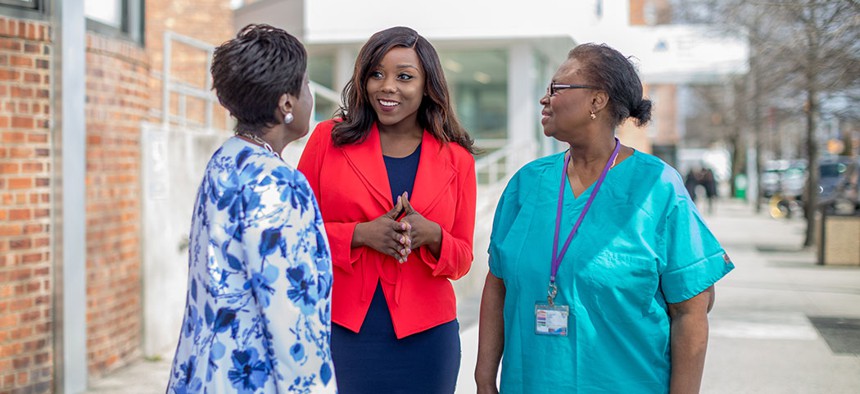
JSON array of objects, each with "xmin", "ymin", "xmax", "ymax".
[{"xmin": 535, "ymin": 302, "xmax": 569, "ymax": 336}]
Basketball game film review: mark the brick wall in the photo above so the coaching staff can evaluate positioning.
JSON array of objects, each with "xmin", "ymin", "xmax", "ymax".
[
  {"xmin": 0, "ymin": 16, "xmax": 53, "ymax": 394},
  {"xmin": 647, "ymin": 83, "xmax": 679, "ymax": 146},
  {"xmin": 629, "ymin": 0, "xmax": 673, "ymax": 26},
  {"xmin": 84, "ymin": 33, "xmax": 149, "ymax": 379},
  {"xmin": 2, "ymin": 0, "xmax": 234, "ymax": 390}
]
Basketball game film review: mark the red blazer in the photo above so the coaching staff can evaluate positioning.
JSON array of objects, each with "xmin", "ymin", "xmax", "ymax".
[{"xmin": 298, "ymin": 120, "xmax": 476, "ymax": 338}]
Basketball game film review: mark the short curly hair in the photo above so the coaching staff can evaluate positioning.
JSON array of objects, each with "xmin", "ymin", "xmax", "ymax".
[{"xmin": 211, "ymin": 24, "xmax": 307, "ymax": 134}]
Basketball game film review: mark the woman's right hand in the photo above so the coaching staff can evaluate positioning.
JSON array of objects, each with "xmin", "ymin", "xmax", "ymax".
[{"xmin": 352, "ymin": 195, "xmax": 412, "ymax": 263}]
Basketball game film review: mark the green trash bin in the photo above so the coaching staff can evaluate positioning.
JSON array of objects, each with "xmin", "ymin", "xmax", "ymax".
[{"xmin": 734, "ymin": 174, "xmax": 747, "ymax": 199}]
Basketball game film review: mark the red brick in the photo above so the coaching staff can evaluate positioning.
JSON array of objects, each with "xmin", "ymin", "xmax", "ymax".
[
  {"xmin": 21, "ymin": 254, "xmax": 42, "ymax": 264},
  {"xmin": 11, "ymin": 117, "xmax": 34, "ymax": 128},
  {"xmin": 23, "ymin": 72, "xmax": 40, "ymax": 83},
  {"xmin": 10, "ymin": 298, "xmax": 33, "ymax": 312},
  {"xmin": 10, "ymin": 238, "xmax": 32, "ymax": 249},
  {"xmin": 0, "ymin": 69, "xmax": 19, "ymax": 81},
  {"xmin": 10, "ymin": 86, "xmax": 33, "ymax": 98},
  {"xmin": 0, "ymin": 38, "xmax": 22, "ymax": 51},
  {"xmin": 0, "ymin": 314, "xmax": 17, "ymax": 330},
  {"xmin": 9, "ymin": 147, "xmax": 32, "ymax": 158},
  {"xmin": 1, "ymin": 132, "xmax": 26, "ymax": 143},
  {"xmin": 0, "ymin": 162, "xmax": 18, "ymax": 173},
  {"xmin": 8, "ymin": 209, "xmax": 31, "ymax": 221},
  {"xmin": 10, "ymin": 55, "xmax": 32, "ymax": 67},
  {"xmin": 7, "ymin": 178, "xmax": 33, "ymax": 189},
  {"xmin": 27, "ymin": 134, "xmax": 47, "ymax": 143},
  {"xmin": 20, "ymin": 162, "xmax": 42, "ymax": 173}
]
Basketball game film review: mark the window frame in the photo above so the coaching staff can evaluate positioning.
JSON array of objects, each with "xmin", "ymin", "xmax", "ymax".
[
  {"xmin": 85, "ymin": 0, "xmax": 144, "ymax": 45},
  {"xmin": 0, "ymin": 0, "xmax": 46, "ymax": 20}
]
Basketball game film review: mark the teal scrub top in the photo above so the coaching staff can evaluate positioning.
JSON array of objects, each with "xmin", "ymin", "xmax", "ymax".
[{"xmin": 488, "ymin": 150, "xmax": 734, "ymax": 393}]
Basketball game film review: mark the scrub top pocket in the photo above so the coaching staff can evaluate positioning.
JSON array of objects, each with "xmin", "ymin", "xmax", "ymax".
[{"xmin": 577, "ymin": 250, "xmax": 659, "ymax": 323}]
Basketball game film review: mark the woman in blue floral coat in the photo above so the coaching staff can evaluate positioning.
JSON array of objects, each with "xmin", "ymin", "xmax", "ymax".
[{"xmin": 167, "ymin": 24, "xmax": 336, "ymax": 394}]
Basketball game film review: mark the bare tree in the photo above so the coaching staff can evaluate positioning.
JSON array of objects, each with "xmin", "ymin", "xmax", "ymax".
[
  {"xmin": 771, "ymin": 0, "xmax": 860, "ymax": 246},
  {"xmin": 675, "ymin": 0, "xmax": 860, "ymax": 247}
]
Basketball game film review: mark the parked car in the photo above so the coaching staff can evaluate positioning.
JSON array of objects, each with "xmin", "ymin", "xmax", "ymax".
[
  {"xmin": 761, "ymin": 157, "xmax": 860, "ymax": 217},
  {"xmin": 819, "ymin": 157, "xmax": 860, "ymax": 215},
  {"xmin": 761, "ymin": 159, "xmax": 806, "ymax": 200}
]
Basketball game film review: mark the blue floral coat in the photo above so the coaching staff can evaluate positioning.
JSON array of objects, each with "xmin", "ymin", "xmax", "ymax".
[{"xmin": 168, "ymin": 137, "xmax": 337, "ymax": 394}]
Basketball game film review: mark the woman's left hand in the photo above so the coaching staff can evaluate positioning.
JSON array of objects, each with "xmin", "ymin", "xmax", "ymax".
[{"xmin": 399, "ymin": 193, "xmax": 442, "ymax": 259}]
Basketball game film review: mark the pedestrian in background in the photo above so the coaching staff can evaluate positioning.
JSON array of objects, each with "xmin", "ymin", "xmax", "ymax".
[
  {"xmin": 476, "ymin": 43, "xmax": 734, "ymax": 393},
  {"xmin": 685, "ymin": 166, "xmax": 700, "ymax": 202},
  {"xmin": 167, "ymin": 24, "xmax": 336, "ymax": 393},
  {"xmin": 298, "ymin": 26, "xmax": 477, "ymax": 393},
  {"xmin": 703, "ymin": 167, "xmax": 718, "ymax": 214}
]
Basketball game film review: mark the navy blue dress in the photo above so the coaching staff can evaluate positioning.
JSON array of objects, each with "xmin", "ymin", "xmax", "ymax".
[{"xmin": 331, "ymin": 145, "xmax": 461, "ymax": 393}]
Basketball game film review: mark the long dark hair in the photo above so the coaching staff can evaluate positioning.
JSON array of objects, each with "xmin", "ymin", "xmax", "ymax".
[
  {"xmin": 569, "ymin": 43, "xmax": 652, "ymax": 128},
  {"xmin": 332, "ymin": 26, "xmax": 475, "ymax": 154}
]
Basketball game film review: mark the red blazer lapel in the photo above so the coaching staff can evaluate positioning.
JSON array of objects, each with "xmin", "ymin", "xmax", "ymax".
[
  {"xmin": 341, "ymin": 123, "xmax": 392, "ymax": 211},
  {"xmin": 411, "ymin": 131, "xmax": 456, "ymax": 213}
]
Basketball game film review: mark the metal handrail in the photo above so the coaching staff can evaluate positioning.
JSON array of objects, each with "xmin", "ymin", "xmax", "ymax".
[{"xmin": 161, "ymin": 31, "xmax": 218, "ymax": 128}]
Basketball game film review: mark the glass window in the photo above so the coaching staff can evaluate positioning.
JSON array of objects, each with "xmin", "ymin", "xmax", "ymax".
[
  {"xmin": 307, "ymin": 54, "xmax": 338, "ymax": 122},
  {"xmin": 439, "ymin": 50, "xmax": 508, "ymax": 144},
  {"xmin": 85, "ymin": 0, "xmax": 122, "ymax": 28},
  {"xmin": 0, "ymin": 0, "xmax": 38, "ymax": 8},
  {"xmin": 85, "ymin": 0, "xmax": 143, "ymax": 44},
  {"xmin": 308, "ymin": 54, "xmax": 335, "ymax": 90},
  {"xmin": 0, "ymin": 0, "xmax": 43, "ymax": 18}
]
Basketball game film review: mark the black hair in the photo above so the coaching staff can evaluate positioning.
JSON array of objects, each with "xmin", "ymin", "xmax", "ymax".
[
  {"xmin": 210, "ymin": 24, "xmax": 307, "ymax": 135},
  {"xmin": 569, "ymin": 43, "xmax": 652, "ymax": 127},
  {"xmin": 332, "ymin": 26, "xmax": 475, "ymax": 154}
]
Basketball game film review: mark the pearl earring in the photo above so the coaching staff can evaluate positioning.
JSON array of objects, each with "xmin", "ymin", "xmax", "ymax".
[
  {"xmin": 590, "ymin": 111, "xmax": 596, "ymax": 120},
  {"xmin": 284, "ymin": 113, "xmax": 294, "ymax": 124}
]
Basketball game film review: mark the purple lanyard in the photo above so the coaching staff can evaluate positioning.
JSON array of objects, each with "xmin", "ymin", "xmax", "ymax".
[{"xmin": 547, "ymin": 138, "xmax": 620, "ymax": 305}]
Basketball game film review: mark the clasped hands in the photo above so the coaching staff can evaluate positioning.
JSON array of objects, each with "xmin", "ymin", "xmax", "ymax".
[{"xmin": 353, "ymin": 192, "xmax": 441, "ymax": 263}]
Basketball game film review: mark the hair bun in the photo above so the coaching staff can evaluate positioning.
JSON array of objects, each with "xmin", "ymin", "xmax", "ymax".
[{"xmin": 631, "ymin": 99, "xmax": 652, "ymax": 127}]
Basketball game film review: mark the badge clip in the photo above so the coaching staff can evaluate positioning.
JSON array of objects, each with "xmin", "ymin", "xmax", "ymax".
[{"xmin": 547, "ymin": 281, "xmax": 558, "ymax": 306}]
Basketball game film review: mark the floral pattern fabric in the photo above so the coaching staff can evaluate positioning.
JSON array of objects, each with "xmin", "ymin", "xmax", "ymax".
[{"xmin": 168, "ymin": 137, "xmax": 336, "ymax": 394}]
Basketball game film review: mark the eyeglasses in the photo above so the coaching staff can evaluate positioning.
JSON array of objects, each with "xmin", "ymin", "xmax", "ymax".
[{"xmin": 547, "ymin": 82, "xmax": 599, "ymax": 97}]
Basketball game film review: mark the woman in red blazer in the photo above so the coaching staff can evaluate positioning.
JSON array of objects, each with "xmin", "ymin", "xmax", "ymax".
[{"xmin": 298, "ymin": 26, "xmax": 476, "ymax": 393}]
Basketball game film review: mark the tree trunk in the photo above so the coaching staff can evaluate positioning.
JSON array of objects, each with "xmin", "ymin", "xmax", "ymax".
[
  {"xmin": 803, "ymin": 1, "xmax": 819, "ymax": 248},
  {"xmin": 749, "ymin": 24, "xmax": 765, "ymax": 213},
  {"xmin": 803, "ymin": 86, "xmax": 819, "ymax": 247}
]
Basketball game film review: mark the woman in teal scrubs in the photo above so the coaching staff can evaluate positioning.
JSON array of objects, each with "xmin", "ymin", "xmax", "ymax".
[{"xmin": 475, "ymin": 43, "xmax": 734, "ymax": 393}]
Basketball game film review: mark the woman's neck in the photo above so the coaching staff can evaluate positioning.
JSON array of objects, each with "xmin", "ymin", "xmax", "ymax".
[
  {"xmin": 567, "ymin": 135, "xmax": 617, "ymax": 172},
  {"xmin": 241, "ymin": 125, "xmax": 294, "ymax": 155},
  {"xmin": 377, "ymin": 119, "xmax": 422, "ymax": 139}
]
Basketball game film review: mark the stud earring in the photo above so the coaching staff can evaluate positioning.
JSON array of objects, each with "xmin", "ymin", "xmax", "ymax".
[
  {"xmin": 590, "ymin": 111, "xmax": 597, "ymax": 120},
  {"xmin": 284, "ymin": 113, "xmax": 294, "ymax": 124}
]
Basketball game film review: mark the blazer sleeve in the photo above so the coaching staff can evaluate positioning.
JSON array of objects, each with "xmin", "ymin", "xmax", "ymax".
[
  {"xmin": 297, "ymin": 123, "xmax": 363, "ymax": 274},
  {"xmin": 419, "ymin": 155, "xmax": 476, "ymax": 280}
]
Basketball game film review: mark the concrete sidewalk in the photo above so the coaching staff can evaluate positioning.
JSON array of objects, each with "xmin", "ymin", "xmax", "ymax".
[
  {"xmin": 695, "ymin": 200, "xmax": 860, "ymax": 393},
  {"xmin": 89, "ymin": 199, "xmax": 860, "ymax": 393}
]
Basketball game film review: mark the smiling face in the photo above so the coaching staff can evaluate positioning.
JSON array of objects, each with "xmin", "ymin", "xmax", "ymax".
[
  {"xmin": 539, "ymin": 58, "xmax": 598, "ymax": 143},
  {"xmin": 365, "ymin": 46, "xmax": 426, "ymax": 132}
]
